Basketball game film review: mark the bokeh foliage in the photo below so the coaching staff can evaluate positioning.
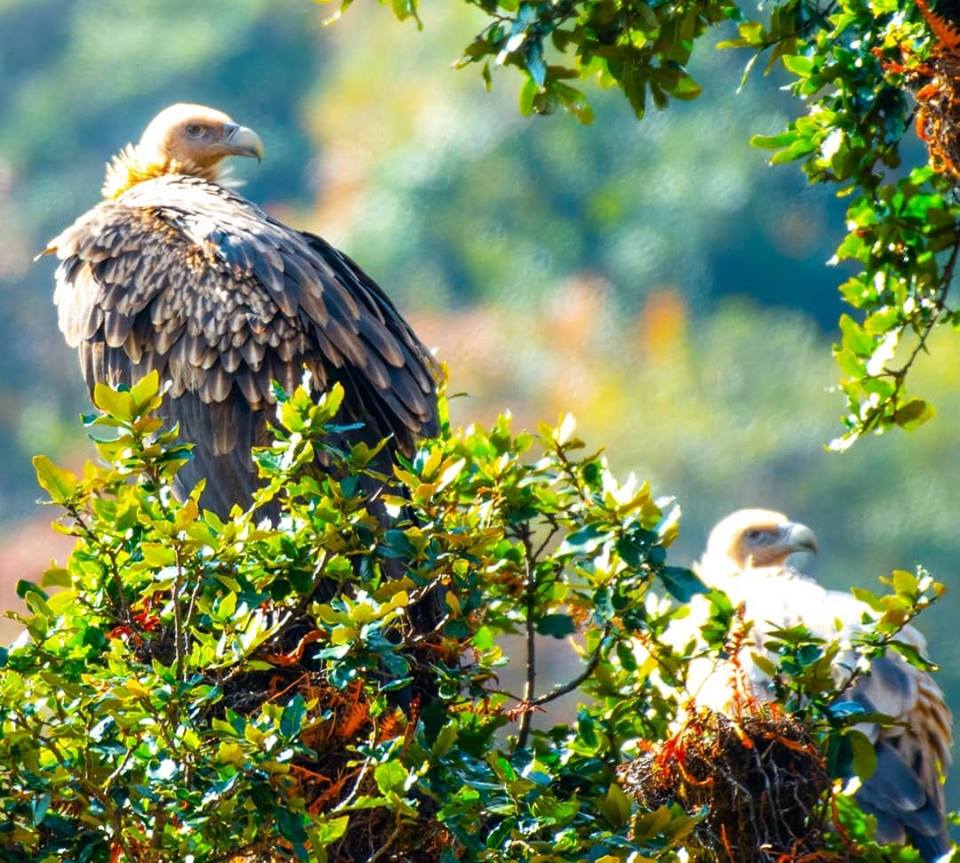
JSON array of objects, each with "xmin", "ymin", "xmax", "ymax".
[
  {"xmin": 0, "ymin": 375, "xmax": 949, "ymax": 860},
  {"xmin": 340, "ymin": 0, "xmax": 960, "ymax": 447}
]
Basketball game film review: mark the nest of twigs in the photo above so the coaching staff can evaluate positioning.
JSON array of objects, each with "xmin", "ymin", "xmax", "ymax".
[
  {"xmin": 913, "ymin": 46, "xmax": 960, "ymax": 181},
  {"xmin": 618, "ymin": 708, "xmax": 830, "ymax": 863},
  {"xmin": 118, "ymin": 580, "xmax": 453, "ymax": 862},
  {"xmin": 217, "ymin": 619, "xmax": 451, "ymax": 863}
]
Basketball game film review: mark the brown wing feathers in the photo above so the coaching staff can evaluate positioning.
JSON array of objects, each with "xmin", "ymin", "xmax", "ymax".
[{"xmin": 50, "ymin": 174, "xmax": 438, "ymax": 514}]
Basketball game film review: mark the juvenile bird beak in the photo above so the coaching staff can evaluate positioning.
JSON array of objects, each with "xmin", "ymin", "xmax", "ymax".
[
  {"xmin": 785, "ymin": 522, "xmax": 818, "ymax": 555},
  {"xmin": 223, "ymin": 124, "xmax": 264, "ymax": 162}
]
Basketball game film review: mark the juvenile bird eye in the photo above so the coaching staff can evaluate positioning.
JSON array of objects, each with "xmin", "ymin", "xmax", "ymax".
[{"xmin": 186, "ymin": 124, "xmax": 203, "ymax": 138}]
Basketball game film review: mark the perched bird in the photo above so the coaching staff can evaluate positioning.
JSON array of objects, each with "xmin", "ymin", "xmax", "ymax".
[
  {"xmin": 41, "ymin": 104, "xmax": 439, "ymax": 516},
  {"xmin": 685, "ymin": 509, "xmax": 953, "ymax": 862}
]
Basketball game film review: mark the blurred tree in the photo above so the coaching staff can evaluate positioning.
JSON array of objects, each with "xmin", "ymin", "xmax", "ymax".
[{"xmin": 331, "ymin": 0, "xmax": 960, "ymax": 447}]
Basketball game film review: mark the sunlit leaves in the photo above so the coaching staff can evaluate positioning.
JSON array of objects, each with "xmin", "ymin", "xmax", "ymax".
[
  {"xmin": 32, "ymin": 455, "xmax": 78, "ymax": 505},
  {"xmin": 2, "ymin": 376, "xmax": 701, "ymax": 862},
  {"xmin": 741, "ymin": 0, "xmax": 959, "ymax": 445},
  {"xmin": 6, "ymin": 372, "xmax": 948, "ymax": 859},
  {"xmin": 341, "ymin": 0, "xmax": 731, "ymax": 123}
]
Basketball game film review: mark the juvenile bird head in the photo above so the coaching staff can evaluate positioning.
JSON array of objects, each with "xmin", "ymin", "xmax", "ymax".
[
  {"xmin": 704, "ymin": 508, "xmax": 818, "ymax": 571},
  {"xmin": 103, "ymin": 103, "xmax": 265, "ymax": 198}
]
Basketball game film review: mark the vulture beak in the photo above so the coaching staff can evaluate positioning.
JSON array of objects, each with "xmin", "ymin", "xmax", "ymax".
[
  {"xmin": 785, "ymin": 522, "xmax": 818, "ymax": 555},
  {"xmin": 223, "ymin": 123, "xmax": 264, "ymax": 162}
]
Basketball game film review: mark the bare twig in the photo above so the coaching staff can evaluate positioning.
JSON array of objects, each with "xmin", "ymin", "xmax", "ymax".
[
  {"xmin": 517, "ymin": 526, "xmax": 537, "ymax": 749},
  {"xmin": 531, "ymin": 624, "xmax": 612, "ymax": 707},
  {"xmin": 367, "ymin": 815, "xmax": 403, "ymax": 863}
]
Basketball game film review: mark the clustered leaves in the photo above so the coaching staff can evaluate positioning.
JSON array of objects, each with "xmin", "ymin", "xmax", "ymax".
[
  {"xmin": 758, "ymin": 566, "xmax": 945, "ymax": 781},
  {"xmin": 745, "ymin": 0, "xmax": 960, "ymax": 449},
  {"xmin": 0, "ymin": 373, "xmax": 948, "ymax": 860},
  {"xmin": 0, "ymin": 372, "xmax": 696, "ymax": 862}
]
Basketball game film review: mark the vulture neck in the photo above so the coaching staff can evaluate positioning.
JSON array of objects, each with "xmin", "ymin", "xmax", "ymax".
[
  {"xmin": 102, "ymin": 144, "xmax": 222, "ymax": 199},
  {"xmin": 697, "ymin": 555, "xmax": 816, "ymax": 592}
]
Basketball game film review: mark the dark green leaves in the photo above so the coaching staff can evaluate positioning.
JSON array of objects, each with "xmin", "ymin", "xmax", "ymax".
[
  {"xmin": 8, "ymin": 375, "xmax": 946, "ymax": 861},
  {"xmin": 658, "ymin": 566, "xmax": 706, "ymax": 602},
  {"xmin": 537, "ymin": 613, "xmax": 576, "ymax": 638},
  {"xmin": 280, "ymin": 694, "xmax": 307, "ymax": 738},
  {"xmin": 598, "ymin": 782, "xmax": 632, "ymax": 829}
]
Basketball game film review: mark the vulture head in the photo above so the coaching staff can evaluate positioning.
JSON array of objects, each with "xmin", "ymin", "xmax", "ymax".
[
  {"xmin": 104, "ymin": 103, "xmax": 265, "ymax": 197},
  {"xmin": 703, "ymin": 507, "xmax": 818, "ymax": 571}
]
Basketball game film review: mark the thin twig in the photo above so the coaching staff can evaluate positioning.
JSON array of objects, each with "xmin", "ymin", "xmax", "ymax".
[
  {"xmin": 531, "ymin": 624, "xmax": 612, "ymax": 707},
  {"xmin": 332, "ymin": 756, "xmax": 374, "ymax": 813},
  {"xmin": 367, "ymin": 815, "xmax": 403, "ymax": 863},
  {"xmin": 517, "ymin": 526, "xmax": 537, "ymax": 749}
]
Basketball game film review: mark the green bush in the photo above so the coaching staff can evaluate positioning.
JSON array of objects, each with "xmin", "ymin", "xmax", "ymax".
[{"xmin": 0, "ymin": 372, "xmax": 946, "ymax": 861}]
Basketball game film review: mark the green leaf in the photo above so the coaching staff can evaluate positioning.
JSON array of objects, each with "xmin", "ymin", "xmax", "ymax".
[
  {"xmin": 280, "ymin": 694, "xmax": 307, "ymax": 738},
  {"xmin": 519, "ymin": 77, "xmax": 538, "ymax": 116},
  {"xmin": 892, "ymin": 399, "xmax": 935, "ymax": 430},
  {"xmin": 17, "ymin": 580, "xmax": 48, "ymax": 601},
  {"xmin": 129, "ymin": 370, "xmax": 161, "ymax": 411},
  {"xmin": 750, "ymin": 132, "xmax": 797, "ymax": 149},
  {"xmin": 374, "ymin": 760, "xmax": 409, "ymax": 795},
  {"xmin": 598, "ymin": 782, "xmax": 632, "ymax": 829},
  {"xmin": 782, "ymin": 54, "xmax": 814, "ymax": 76},
  {"xmin": 31, "ymin": 792, "xmax": 51, "ymax": 827},
  {"xmin": 659, "ymin": 567, "xmax": 706, "ymax": 602},
  {"xmin": 473, "ymin": 625, "xmax": 495, "ymax": 650},
  {"xmin": 671, "ymin": 74, "xmax": 702, "ymax": 100},
  {"xmin": 839, "ymin": 314, "xmax": 874, "ymax": 357},
  {"xmin": 40, "ymin": 568, "xmax": 72, "ymax": 588},
  {"xmin": 217, "ymin": 591, "xmax": 238, "ymax": 620},
  {"xmin": 537, "ymin": 613, "xmax": 576, "ymax": 638},
  {"xmin": 558, "ymin": 524, "xmax": 607, "ymax": 556},
  {"xmin": 93, "ymin": 383, "xmax": 134, "ymax": 422},
  {"xmin": 846, "ymin": 729, "xmax": 878, "ymax": 780},
  {"xmin": 32, "ymin": 456, "xmax": 78, "ymax": 504},
  {"xmin": 750, "ymin": 652, "xmax": 777, "ymax": 676},
  {"xmin": 313, "ymin": 814, "xmax": 350, "ymax": 846}
]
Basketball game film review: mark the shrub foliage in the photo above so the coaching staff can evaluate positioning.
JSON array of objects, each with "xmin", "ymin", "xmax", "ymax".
[{"xmin": 0, "ymin": 372, "xmax": 948, "ymax": 861}]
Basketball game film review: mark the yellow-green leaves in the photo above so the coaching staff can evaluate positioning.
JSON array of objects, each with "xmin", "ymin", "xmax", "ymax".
[
  {"xmin": 32, "ymin": 455, "xmax": 78, "ymax": 505},
  {"xmin": 92, "ymin": 369, "xmax": 163, "ymax": 423},
  {"xmin": 15, "ymin": 372, "xmax": 940, "ymax": 862}
]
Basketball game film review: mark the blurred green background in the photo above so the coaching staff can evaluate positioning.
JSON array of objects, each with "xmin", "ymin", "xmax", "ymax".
[{"xmin": 2, "ymin": 0, "xmax": 959, "ymax": 805}]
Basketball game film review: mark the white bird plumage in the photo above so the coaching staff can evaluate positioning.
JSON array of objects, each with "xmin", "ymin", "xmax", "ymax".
[{"xmin": 669, "ymin": 508, "xmax": 952, "ymax": 861}]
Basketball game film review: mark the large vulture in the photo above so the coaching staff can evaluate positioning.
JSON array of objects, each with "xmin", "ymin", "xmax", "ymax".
[
  {"xmin": 685, "ymin": 509, "xmax": 953, "ymax": 861},
  {"xmin": 42, "ymin": 104, "xmax": 439, "ymax": 516}
]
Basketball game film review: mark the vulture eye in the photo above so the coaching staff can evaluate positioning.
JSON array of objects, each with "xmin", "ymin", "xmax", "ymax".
[
  {"xmin": 745, "ymin": 529, "xmax": 771, "ymax": 544},
  {"xmin": 185, "ymin": 123, "xmax": 204, "ymax": 138}
]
